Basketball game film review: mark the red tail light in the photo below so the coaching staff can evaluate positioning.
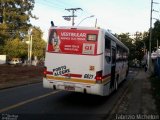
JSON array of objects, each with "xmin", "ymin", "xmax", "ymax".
[
  {"xmin": 43, "ymin": 67, "xmax": 47, "ymax": 77},
  {"xmin": 43, "ymin": 67, "xmax": 53, "ymax": 78},
  {"xmin": 95, "ymin": 70, "xmax": 103, "ymax": 83}
]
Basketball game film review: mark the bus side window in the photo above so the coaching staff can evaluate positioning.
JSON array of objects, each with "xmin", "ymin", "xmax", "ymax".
[
  {"xmin": 116, "ymin": 45, "xmax": 120, "ymax": 62},
  {"xmin": 105, "ymin": 36, "xmax": 111, "ymax": 63}
]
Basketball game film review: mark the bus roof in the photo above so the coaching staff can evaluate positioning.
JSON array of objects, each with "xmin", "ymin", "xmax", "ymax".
[
  {"xmin": 50, "ymin": 26, "xmax": 129, "ymax": 52},
  {"xmin": 50, "ymin": 26, "xmax": 100, "ymax": 30}
]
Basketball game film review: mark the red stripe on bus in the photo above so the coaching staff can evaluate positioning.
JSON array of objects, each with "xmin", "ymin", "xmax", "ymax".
[
  {"xmin": 46, "ymin": 71, "xmax": 53, "ymax": 75},
  {"xmin": 62, "ymin": 74, "xmax": 82, "ymax": 78}
]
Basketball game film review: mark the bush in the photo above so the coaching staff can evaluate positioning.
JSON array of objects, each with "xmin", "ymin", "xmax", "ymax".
[{"xmin": 151, "ymin": 76, "xmax": 160, "ymax": 114}]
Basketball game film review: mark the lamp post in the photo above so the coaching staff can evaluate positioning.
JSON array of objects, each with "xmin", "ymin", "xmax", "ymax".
[
  {"xmin": 77, "ymin": 15, "xmax": 94, "ymax": 26},
  {"xmin": 28, "ymin": 28, "xmax": 33, "ymax": 65}
]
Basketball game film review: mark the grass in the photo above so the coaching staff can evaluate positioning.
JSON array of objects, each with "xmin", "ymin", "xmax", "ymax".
[{"xmin": 150, "ymin": 76, "xmax": 160, "ymax": 114}]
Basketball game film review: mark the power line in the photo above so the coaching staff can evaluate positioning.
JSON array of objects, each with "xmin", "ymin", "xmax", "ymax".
[
  {"xmin": 36, "ymin": 1, "xmax": 64, "ymax": 10},
  {"xmin": 62, "ymin": 8, "xmax": 83, "ymax": 26},
  {"xmin": 37, "ymin": 0, "xmax": 78, "ymax": 11}
]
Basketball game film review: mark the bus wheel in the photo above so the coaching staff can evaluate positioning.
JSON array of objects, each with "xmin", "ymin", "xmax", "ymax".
[
  {"xmin": 115, "ymin": 80, "xmax": 118, "ymax": 91},
  {"xmin": 115, "ymin": 76, "xmax": 119, "ymax": 91}
]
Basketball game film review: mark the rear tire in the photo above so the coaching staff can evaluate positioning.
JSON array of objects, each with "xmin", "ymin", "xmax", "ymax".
[{"xmin": 115, "ymin": 79, "xmax": 118, "ymax": 91}]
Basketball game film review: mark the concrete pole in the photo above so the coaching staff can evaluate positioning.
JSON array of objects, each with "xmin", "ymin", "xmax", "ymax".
[
  {"xmin": 95, "ymin": 18, "xmax": 97, "ymax": 28},
  {"xmin": 72, "ymin": 10, "xmax": 75, "ymax": 26},
  {"xmin": 149, "ymin": 0, "xmax": 153, "ymax": 71},
  {"xmin": 157, "ymin": 39, "xmax": 159, "ymax": 50},
  {"xmin": 28, "ymin": 35, "xmax": 30, "ymax": 63},
  {"xmin": 30, "ymin": 35, "xmax": 33, "ymax": 65}
]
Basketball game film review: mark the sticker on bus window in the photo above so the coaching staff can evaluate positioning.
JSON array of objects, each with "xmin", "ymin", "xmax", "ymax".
[{"xmin": 82, "ymin": 43, "xmax": 95, "ymax": 55}]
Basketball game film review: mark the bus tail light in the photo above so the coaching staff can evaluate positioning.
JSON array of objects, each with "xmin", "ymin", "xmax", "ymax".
[
  {"xmin": 44, "ymin": 67, "xmax": 53, "ymax": 78},
  {"xmin": 43, "ymin": 67, "xmax": 47, "ymax": 78},
  {"xmin": 95, "ymin": 70, "xmax": 103, "ymax": 83}
]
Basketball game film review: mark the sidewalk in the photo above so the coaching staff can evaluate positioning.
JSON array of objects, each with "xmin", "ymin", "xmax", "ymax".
[{"xmin": 115, "ymin": 68, "xmax": 157, "ymax": 114}]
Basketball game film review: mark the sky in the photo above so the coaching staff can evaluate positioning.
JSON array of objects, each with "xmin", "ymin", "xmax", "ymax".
[{"xmin": 30, "ymin": 0, "xmax": 160, "ymax": 40}]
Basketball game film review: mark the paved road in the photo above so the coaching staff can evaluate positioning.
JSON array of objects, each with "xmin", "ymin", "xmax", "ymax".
[{"xmin": 0, "ymin": 68, "xmax": 137, "ymax": 120}]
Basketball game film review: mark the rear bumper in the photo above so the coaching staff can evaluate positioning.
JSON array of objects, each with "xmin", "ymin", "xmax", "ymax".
[{"xmin": 43, "ymin": 78, "xmax": 105, "ymax": 96}]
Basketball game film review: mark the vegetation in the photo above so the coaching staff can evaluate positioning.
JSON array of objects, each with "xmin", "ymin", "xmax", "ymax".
[
  {"xmin": 0, "ymin": 0, "xmax": 36, "ymax": 41},
  {"xmin": 30, "ymin": 27, "xmax": 46, "ymax": 59},
  {"xmin": 151, "ymin": 76, "xmax": 160, "ymax": 114},
  {"xmin": 3, "ymin": 38, "xmax": 27, "ymax": 59},
  {"xmin": 3, "ymin": 27, "xmax": 46, "ymax": 60},
  {"xmin": 116, "ymin": 20, "xmax": 160, "ymax": 65},
  {"xmin": 0, "ymin": 0, "xmax": 46, "ymax": 60},
  {"xmin": 147, "ymin": 21, "xmax": 160, "ymax": 51},
  {"xmin": 116, "ymin": 32, "xmax": 147, "ymax": 65}
]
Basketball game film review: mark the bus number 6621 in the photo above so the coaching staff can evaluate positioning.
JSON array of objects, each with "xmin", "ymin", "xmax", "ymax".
[{"xmin": 84, "ymin": 74, "xmax": 94, "ymax": 79}]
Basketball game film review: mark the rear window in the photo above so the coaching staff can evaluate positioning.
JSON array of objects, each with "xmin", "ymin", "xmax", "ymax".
[
  {"xmin": 87, "ymin": 34, "xmax": 97, "ymax": 41},
  {"xmin": 47, "ymin": 29, "xmax": 99, "ymax": 55}
]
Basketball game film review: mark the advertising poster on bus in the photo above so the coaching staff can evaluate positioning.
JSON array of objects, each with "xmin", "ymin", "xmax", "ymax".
[{"xmin": 48, "ymin": 29, "xmax": 99, "ymax": 55}]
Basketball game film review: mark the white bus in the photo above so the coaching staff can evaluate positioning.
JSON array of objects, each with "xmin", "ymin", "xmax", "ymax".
[{"xmin": 43, "ymin": 26, "xmax": 129, "ymax": 96}]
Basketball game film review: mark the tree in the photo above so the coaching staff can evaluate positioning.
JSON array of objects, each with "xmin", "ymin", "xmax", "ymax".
[
  {"xmin": 28, "ymin": 27, "xmax": 46, "ymax": 59},
  {"xmin": 32, "ymin": 27, "xmax": 47, "ymax": 59},
  {"xmin": 152, "ymin": 21, "xmax": 160, "ymax": 50},
  {"xmin": 0, "ymin": 0, "xmax": 36, "ymax": 43},
  {"xmin": 3, "ymin": 38, "xmax": 28, "ymax": 59},
  {"xmin": 144, "ymin": 20, "xmax": 160, "ymax": 52},
  {"xmin": 133, "ymin": 32, "xmax": 146, "ymax": 62},
  {"xmin": 117, "ymin": 33, "xmax": 135, "ymax": 61},
  {"xmin": 3, "ymin": 27, "xmax": 46, "ymax": 60}
]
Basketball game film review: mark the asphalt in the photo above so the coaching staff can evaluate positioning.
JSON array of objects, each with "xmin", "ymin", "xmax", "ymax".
[
  {"xmin": 0, "ymin": 69, "xmax": 138, "ymax": 120},
  {"xmin": 1, "ymin": 68, "xmax": 155, "ymax": 120}
]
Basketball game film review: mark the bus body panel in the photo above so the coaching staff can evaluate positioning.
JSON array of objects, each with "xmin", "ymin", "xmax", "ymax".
[
  {"xmin": 43, "ymin": 26, "xmax": 129, "ymax": 96},
  {"xmin": 43, "ymin": 53, "xmax": 105, "ymax": 96}
]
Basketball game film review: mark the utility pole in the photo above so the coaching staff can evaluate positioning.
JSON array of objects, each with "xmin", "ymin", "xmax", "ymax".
[
  {"xmin": 63, "ymin": 8, "xmax": 83, "ymax": 26},
  {"xmin": 95, "ymin": 18, "xmax": 97, "ymax": 28},
  {"xmin": 149, "ymin": 0, "xmax": 159, "ymax": 71},
  {"xmin": 157, "ymin": 39, "xmax": 159, "ymax": 50},
  {"xmin": 149, "ymin": 0, "xmax": 153, "ymax": 71},
  {"xmin": 28, "ymin": 28, "xmax": 33, "ymax": 65}
]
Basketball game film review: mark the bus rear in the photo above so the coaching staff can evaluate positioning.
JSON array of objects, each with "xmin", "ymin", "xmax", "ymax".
[{"xmin": 43, "ymin": 27, "xmax": 105, "ymax": 96}]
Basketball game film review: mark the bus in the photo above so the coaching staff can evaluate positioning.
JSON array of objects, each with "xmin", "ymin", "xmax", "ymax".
[{"xmin": 43, "ymin": 26, "xmax": 129, "ymax": 96}]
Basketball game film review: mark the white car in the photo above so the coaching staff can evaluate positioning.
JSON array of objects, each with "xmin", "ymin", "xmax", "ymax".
[{"xmin": 9, "ymin": 58, "xmax": 22, "ymax": 65}]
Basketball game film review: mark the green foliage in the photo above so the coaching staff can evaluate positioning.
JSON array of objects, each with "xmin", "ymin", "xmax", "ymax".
[
  {"xmin": 3, "ymin": 38, "xmax": 28, "ymax": 59},
  {"xmin": 0, "ymin": 0, "xmax": 36, "ymax": 43},
  {"xmin": 152, "ymin": 21, "xmax": 160, "ymax": 50},
  {"xmin": 117, "ymin": 33, "xmax": 135, "ymax": 61},
  {"xmin": 3, "ymin": 27, "xmax": 47, "ymax": 60},
  {"xmin": 31, "ymin": 27, "xmax": 46, "ymax": 59},
  {"xmin": 0, "ymin": 0, "xmax": 46, "ymax": 60},
  {"xmin": 144, "ymin": 20, "xmax": 160, "ymax": 52},
  {"xmin": 151, "ymin": 76, "xmax": 160, "ymax": 114},
  {"xmin": 117, "ymin": 32, "xmax": 148, "ymax": 63},
  {"xmin": 134, "ymin": 32, "xmax": 147, "ymax": 62}
]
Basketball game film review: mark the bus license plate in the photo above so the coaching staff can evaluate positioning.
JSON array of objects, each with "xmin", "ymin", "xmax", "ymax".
[{"xmin": 65, "ymin": 86, "xmax": 75, "ymax": 91}]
